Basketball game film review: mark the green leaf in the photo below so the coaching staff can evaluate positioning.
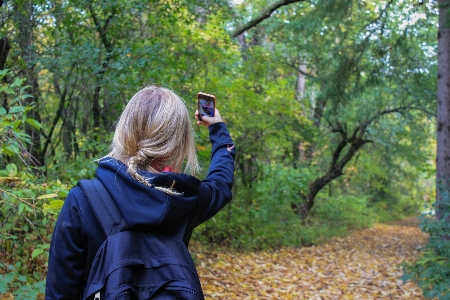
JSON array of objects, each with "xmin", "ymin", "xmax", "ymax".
[
  {"xmin": 0, "ymin": 107, "xmax": 6, "ymax": 115},
  {"xmin": 43, "ymin": 200, "xmax": 64, "ymax": 212},
  {"xmin": 50, "ymin": 200, "xmax": 64, "ymax": 209},
  {"xmin": 4, "ymin": 144, "xmax": 19, "ymax": 156},
  {"xmin": 6, "ymin": 164, "xmax": 17, "ymax": 175},
  {"xmin": 25, "ymin": 118, "xmax": 42, "ymax": 129},
  {"xmin": 31, "ymin": 249, "xmax": 44, "ymax": 259},
  {"xmin": 20, "ymin": 85, "xmax": 31, "ymax": 94},
  {"xmin": 18, "ymin": 203, "xmax": 25, "ymax": 214},
  {"xmin": 17, "ymin": 274, "xmax": 27, "ymax": 282},
  {"xmin": 58, "ymin": 190, "xmax": 69, "ymax": 197},
  {"xmin": 0, "ymin": 272, "xmax": 16, "ymax": 293},
  {"xmin": 20, "ymin": 93, "xmax": 34, "ymax": 99},
  {"xmin": 0, "ymin": 69, "xmax": 9, "ymax": 77},
  {"xmin": 13, "ymin": 119, "xmax": 22, "ymax": 129},
  {"xmin": 9, "ymin": 106, "xmax": 24, "ymax": 114},
  {"xmin": 11, "ymin": 78, "xmax": 24, "ymax": 88}
]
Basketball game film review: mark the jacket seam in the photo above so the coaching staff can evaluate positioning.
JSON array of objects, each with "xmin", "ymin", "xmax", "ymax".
[{"xmin": 158, "ymin": 193, "xmax": 171, "ymax": 225}]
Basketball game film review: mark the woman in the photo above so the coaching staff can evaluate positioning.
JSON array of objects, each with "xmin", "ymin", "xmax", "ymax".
[{"xmin": 45, "ymin": 86, "xmax": 235, "ymax": 299}]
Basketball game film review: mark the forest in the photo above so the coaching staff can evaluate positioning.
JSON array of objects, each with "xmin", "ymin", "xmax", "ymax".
[{"xmin": 0, "ymin": 0, "xmax": 449, "ymax": 298}]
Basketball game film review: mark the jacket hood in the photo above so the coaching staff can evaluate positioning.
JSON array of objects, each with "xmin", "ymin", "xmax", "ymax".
[{"xmin": 95, "ymin": 158, "xmax": 201, "ymax": 230}]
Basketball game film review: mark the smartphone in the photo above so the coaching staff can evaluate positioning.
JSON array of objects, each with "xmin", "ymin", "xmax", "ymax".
[{"xmin": 198, "ymin": 92, "xmax": 216, "ymax": 120}]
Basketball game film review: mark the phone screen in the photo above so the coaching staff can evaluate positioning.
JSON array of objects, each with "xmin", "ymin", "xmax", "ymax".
[{"xmin": 198, "ymin": 93, "xmax": 215, "ymax": 118}]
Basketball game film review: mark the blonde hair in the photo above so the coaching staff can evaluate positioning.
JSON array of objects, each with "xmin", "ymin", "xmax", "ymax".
[{"xmin": 107, "ymin": 86, "xmax": 200, "ymax": 194}]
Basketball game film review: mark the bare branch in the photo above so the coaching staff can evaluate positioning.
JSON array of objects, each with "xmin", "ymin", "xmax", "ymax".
[{"xmin": 231, "ymin": 0, "xmax": 307, "ymax": 38}]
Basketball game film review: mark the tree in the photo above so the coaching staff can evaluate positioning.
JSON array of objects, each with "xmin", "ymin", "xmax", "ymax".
[
  {"xmin": 436, "ymin": 0, "xmax": 450, "ymax": 219},
  {"xmin": 230, "ymin": 0, "xmax": 436, "ymax": 219}
]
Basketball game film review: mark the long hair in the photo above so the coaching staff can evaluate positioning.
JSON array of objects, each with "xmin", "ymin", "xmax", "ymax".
[{"xmin": 107, "ymin": 86, "xmax": 200, "ymax": 190}]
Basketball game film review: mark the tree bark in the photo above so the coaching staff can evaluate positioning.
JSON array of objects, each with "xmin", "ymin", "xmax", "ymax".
[
  {"xmin": 436, "ymin": 0, "xmax": 450, "ymax": 219},
  {"xmin": 295, "ymin": 60, "xmax": 306, "ymax": 102},
  {"xmin": 0, "ymin": 38, "xmax": 10, "ymax": 108}
]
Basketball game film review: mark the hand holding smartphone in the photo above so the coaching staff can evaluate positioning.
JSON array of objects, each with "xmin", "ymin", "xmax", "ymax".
[
  {"xmin": 195, "ymin": 92, "xmax": 223, "ymax": 127},
  {"xmin": 198, "ymin": 92, "xmax": 216, "ymax": 120}
]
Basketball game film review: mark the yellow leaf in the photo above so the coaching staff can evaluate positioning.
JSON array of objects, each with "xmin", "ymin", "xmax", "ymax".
[{"xmin": 37, "ymin": 193, "xmax": 58, "ymax": 199}]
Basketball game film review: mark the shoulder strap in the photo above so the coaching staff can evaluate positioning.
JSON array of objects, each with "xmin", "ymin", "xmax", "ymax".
[{"xmin": 79, "ymin": 179, "xmax": 127, "ymax": 236}]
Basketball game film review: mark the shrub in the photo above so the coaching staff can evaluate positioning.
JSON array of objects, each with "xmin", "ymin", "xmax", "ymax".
[
  {"xmin": 403, "ymin": 185, "xmax": 450, "ymax": 299},
  {"xmin": 0, "ymin": 70, "xmax": 69, "ymax": 298},
  {"xmin": 193, "ymin": 166, "xmax": 377, "ymax": 250}
]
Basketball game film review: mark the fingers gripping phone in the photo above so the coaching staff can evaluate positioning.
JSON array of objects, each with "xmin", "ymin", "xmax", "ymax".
[{"xmin": 198, "ymin": 92, "xmax": 216, "ymax": 120}]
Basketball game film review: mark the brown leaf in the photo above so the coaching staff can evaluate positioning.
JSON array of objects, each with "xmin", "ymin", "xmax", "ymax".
[{"xmin": 192, "ymin": 217, "xmax": 429, "ymax": 299}]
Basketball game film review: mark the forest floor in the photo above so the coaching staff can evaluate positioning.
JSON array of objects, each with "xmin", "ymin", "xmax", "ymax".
[{"xmin": 194, "ymin": 218, "xmax": 429, "ymax": 300}]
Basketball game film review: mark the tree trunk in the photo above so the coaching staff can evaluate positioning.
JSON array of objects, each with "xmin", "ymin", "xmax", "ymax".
[
  {"xmin": 15, "ymin": 3, "xmax": 43, "ymax": 166},
  {"xmin": 295, "ymin": 60, "xmax": 306, "ymax": 102},
  {"xmin": 0, "ymin": 38, "xmax": 11, "ymax": 108},
  {"xmin": 293, "ymin": 59, "xmax": 307, "ymax": 167},
  {"xmin": 89, "ymin": 5, "xmax": 116, "ymax": 146},
  {"xmin": 292, "ymin": 134, "xmax": 371, "ymax": 219},
  {"xmin": 436, "ymin": 0, "xmax": 450, "ymax": 219}
]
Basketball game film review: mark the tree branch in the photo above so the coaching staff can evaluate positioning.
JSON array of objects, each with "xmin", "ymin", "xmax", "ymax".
[
  {"xmin": 360, "ymin": 0, "xmax": 394, "ymax": 33},
  {"xmin": 231, "ymin": 0, "xmax": 306, "ymax": 38},
  {"xmin": 88, "ymin": 3, "xmax": 117, "ymax": 54},
  {"xmin": 285, "ymin": 62, "xmax": 316, "ymax": 78}
]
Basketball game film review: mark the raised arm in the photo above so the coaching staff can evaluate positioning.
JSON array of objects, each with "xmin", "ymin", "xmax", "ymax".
[{"xmin": 193, "ymin": 109, "xmax": 236, "ymax": 225}]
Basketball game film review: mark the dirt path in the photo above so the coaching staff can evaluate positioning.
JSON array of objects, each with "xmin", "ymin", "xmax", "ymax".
[{"xmin": 195, "ymin": 219, "xmax": 428, "ymax": 299}]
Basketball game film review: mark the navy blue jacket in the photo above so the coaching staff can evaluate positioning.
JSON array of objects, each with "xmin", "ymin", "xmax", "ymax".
[{"xmin": 45, "ymin": 122, "xmax": 235, "ymax": 299}]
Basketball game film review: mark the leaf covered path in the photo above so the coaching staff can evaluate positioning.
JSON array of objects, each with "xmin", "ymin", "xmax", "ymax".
[{"xmin": 195, "ymin": 219, "xmax": 428, "ymax": 299}]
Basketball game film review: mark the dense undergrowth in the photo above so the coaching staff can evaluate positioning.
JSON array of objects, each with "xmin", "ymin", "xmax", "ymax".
[{"xmin": 403, "ymin": 187, "xmax": 450, "ymax": 300}]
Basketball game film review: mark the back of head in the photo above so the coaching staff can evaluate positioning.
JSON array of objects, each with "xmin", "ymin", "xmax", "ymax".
[{"xmin": 109, "ymin": 86, "xmax": 199, "ymax": 182}]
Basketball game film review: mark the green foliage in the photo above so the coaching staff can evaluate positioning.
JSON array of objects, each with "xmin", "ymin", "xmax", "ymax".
[
  {"xmin": 194, "ymin": 165, "xmax": 377, "ymax": 250},
  {"xmin": 0, "ymin": 71, "xmax": 69, "ymax": 297},
  {"xmin": 312, "ymin": 193, "xmax": 376, "ymax": 231},
  {"xmin": 46, "ymin": 128, "xmax": 111, "ymax": 185},
  {"xmin": 193, "ymin": 143, "xmax": 429, "ymax": 250},
  {"xmin": 403, "ymin": 184, "xmax": 450, "ymax": 300},
  {"xmin": 0, "ymin": 70, "xmax": 40, "ymax": 159},
  {"xmin": 0, "ymin": 263, "xmax": 46, "ymax": 299}
]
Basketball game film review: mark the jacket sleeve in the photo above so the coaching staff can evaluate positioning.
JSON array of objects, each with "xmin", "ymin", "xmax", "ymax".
[
  {"xmin": 45, "ymin": 190, "xmax": 87, "ymax": 299},
  {"xmin": 194, "ymin": 122, "xmax": 236, "ymax": 225}
]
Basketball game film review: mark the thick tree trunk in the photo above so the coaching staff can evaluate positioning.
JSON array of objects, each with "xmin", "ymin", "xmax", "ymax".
[{"xmin": 436, "ymin": 0, "xmax": 450, "ymax": 219}]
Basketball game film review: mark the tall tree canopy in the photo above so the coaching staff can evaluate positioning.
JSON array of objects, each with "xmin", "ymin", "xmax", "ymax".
[{"xmin": 0, "ymin": 0, "xmax": 436, "ymax": 216}]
